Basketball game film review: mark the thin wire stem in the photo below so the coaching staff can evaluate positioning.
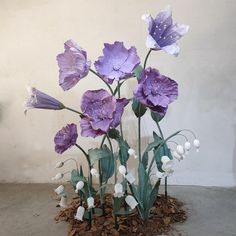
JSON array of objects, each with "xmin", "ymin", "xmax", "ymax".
[
  {"xmin": 143, "ymin": 49, "xmax": 152, "ymax": 69},
  {"xmin": 64, "ymin": 107, "xmax": 83, "ymax": 116},
  {"xmin": 89, "ymin": 68, "xmax": 114, "ymax": 95},
  {"xmin": 63, "ymin": 158, "xmax": 79, "ymax": 171}
]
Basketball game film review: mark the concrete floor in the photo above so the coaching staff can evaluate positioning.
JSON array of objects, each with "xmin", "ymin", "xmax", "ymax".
[{"xmin": 0, "ymin": 184, "xmax": 235, "ymax": 236}]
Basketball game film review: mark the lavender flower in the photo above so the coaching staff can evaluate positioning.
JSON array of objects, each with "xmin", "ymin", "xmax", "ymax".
[
  {"xmin": 134, "ymin": 68, "xmax": 178, "ymax": 118},
  {"xmin": 54, "ymin": 123, "xmax": 78, "ymax": 154},
  {"xmin": 94, "ymin": 41, "xmax": 140, "ymax": 84},
  {"xmin": 25, "ymin": 87, "xmax": 64, "ymax": 110},
  {"xmin": 57, "ymin": 40, "xmax": 91, "ymax": 91},
  {"xmin": 142, "ymin": 6, "xmax": 189, "ymax": 56},
  {"xmin": 80, "ymin": 89, "xmax": 129, "ymax": 138}
]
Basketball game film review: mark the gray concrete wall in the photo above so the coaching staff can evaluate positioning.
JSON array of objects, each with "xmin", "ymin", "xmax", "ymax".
[{"xmin": 0, "ymin": 0, "xmax": 235, "ymax": 186}]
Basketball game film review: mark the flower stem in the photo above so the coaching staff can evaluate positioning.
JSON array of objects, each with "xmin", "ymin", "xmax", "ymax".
[
  {"xmin": 117, "ymin": 81, "xmax": 124, "ymax": 139},
  {"xmin": 89, "ymin": 68, "xmax": 114, "ymax": 95},
  {"xmin": 65, "ymin": 107, "xmax": 84, "ymax": 116},
  {"xmin": 143, "ymin": 49, "xmax": 152, "ymax": 69},
  {"xmin": 138, "ymin": 105, "xmax": 142, "ymax": 162}
]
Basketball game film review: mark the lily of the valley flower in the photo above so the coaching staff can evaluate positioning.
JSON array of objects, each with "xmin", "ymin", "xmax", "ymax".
[
  {"xmin": 75, "ymin": 181, "xmax": 84, "ymax": 193},
  {"xmin": 87, "ymin": 197, "xmax": 95, "ymax": 209},
  {"xmin": 125, "ymin": 195, "xmax": 138, "ymax": 210},
  {"xmin": 128, "ymin": 148, "xmax": 138, "ymax": 159},
  {"xmin": 156, "ymin": 170, "xmax": 165, "ymax": 179},
  {"xmin": 125, "ymin": 172, "xmax": 136, "ymax": 184},
  {"xmin": 193, "ymin": 139, "xmax": 200, "ymax": 152},
  {"xmin": 55, "ymin": 161, "xmax": 64, "ymax": 168},
  {"xmin": 172, "ymin": 150, "xmax": 182, "ymax": 161},
  {"xmin": 114, "ymin": 183, "xmax": 124, "ymax": 198},
  {"xmin": 54, "ymin": 185, "xmax": 65, "ymax": 195},
  {"xmin": 52, "ymin": 173, "xmax": 64, "ymax": 181},
  {"xmin": 161, "ymin": 156, "xmax": 174, "ymax": 176},
  {"xmin": 59, "ymin": 196, "xmax": 68, "ymax": 208},
  {"xmin": 75, "ymin": 206, "xmax": 85, "ymax": 221},
  {"xmin": 176, "ymin": 145, "xmax": 185, "ymax": 155},
  {"xmin": 90, "ymin": 168, "xmax": 99, "ymax": 178},
  {"xmin": 119, "ymin": 165, "xmax": 127, "ymax": 176}
]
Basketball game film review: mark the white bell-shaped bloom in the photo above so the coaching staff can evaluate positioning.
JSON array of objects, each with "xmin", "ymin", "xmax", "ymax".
[
  {"xmin": 128, "ymin": 148, "xmax": 138, "ymax": 159},
  {"xmin": 114, "ymin": 183, "xmax": 124, "ymax": 198},
  {"xmin": 184, "ymin": 142, "xmax": 191, "ymax": 151},
  {"xmin": 59, "ymin": 196, "xmax": 68, "ymax": 208},
  {"xmin": 172, "ymin": 151, "xmax": 182, "ymax": 161},
  {"xmin": 87, "ymin": 197, "xmax": 95, "ymax": 209},
  {"xmin": 156, "ymin": 170, "xmax": 164, "ymax": 179},
  {"xmin": 176, "ymin": 145, "xmax": 185, "ymax": 155},
  {"xmin": 125, "ymin": 195, "xmax": 138, "ymax": 210},
  {"xmin": 193, "ymin": 139, "xmax": 200, "ymax": 152},
  {"xmin": 119, "ymin": 165, "xmax": 127, "ymax": 176},
  {"xmin": 51, "ymin": 173, "xmax": 64, "ymax": 181},
  {"xmin": 75, "ymin": 206, "xmax": 85, "ymax": 221},
  {"xmin": 125, "ymin": 172, "xmax": 135, "ymax": 184},
  {"xmin": 75, "ymin": 181, "xmax": 84, "ymax": 193},
  {"xmin": 90, "ymin": 168, "xmax": 99, "ymax": 178},
  {"xmin": 161, "ymin": 155, "xmax": 171, "ymax": 165},
  {"xmin": 164, "ymin": 168, "xmax": 174, "ymax": 177},
  {"xmin": 55, "ymin": 161, "xmax": 64, "ymax": 168},
  {"xmin": 54, "ymin": 185, "xmax": 64, "ymax": 195}
]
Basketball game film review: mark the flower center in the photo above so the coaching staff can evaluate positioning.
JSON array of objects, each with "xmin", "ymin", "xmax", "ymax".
[{"xmin": 113, "ymin": 65, "xmax": 121, "ymax": 71}]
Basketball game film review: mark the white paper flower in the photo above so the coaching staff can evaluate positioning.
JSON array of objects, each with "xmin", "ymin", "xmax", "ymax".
[
  {"xmin": 55, "ymin": 161, "xmax": 64, "ymax": 168},
  {"xmin": 176, "ymin": 145, "xmax": 185, "ymax": 155},
  {"xmin": 114, "ymin": 183, "xmax": 124, "ymax": 198},
  {"xmin": 193, "ymin": 139, "xmax": 200, "ymax": 152},
  {"xmin": 87, "ymin": 197, "xmax": 95, "ymax": 209},
  {"xmin": 75, "ymin": 181, "xmax": 84, "ymax": 193},
  {"xmin": 119, "ymin": 165, "xmax": 127, "ymax": 176},
  {"xmin": 128, "ymin": 148, "xmax": 138, "ymax": 159},
  {"xmin": 75, "ymin": 206, "xmax": 85, "ymax": 221},
  {"xmin": 161, "ymin": 155, "xmax": 171, "ymax": 165},
  {"xmin": 90, "ymin": 168, "xmax": 99, "ymax": 178},
  {"xmin": 59, "ymin": 196, "xmax": 68, "ymax": 208},
  {"xmin": 125, "ymin": 172, "xmax": 136, "ymax": 184},
  {"xmin": 172, "ymin": 150, "xmax": 182, "ymax": 161},
  {"xmin": 184, "ymin": 142, "xmax": 191, "ymax": 151},
  {"xmin": 54, "ymin": 185, "xmax": 64, "ymax": 195},
  {"xmin": 125, "ymin": 195, "xmax": 138, "ymax": 210},
  {"xmin": 51, "ymin": 173, "xmax": 64, "ymax": 181}
]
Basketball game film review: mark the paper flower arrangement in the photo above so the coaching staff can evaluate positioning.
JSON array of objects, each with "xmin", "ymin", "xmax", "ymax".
[{"xmin": 25, "ymin": 6, "xmax": 199, "ymax": 228}]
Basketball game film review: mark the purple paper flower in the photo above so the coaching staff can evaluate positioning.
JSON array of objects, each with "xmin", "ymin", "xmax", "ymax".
[
  {"xmin": 142, "ymin": 6, "xmax": 189, "ymax": 56},
  {"xmin": 57, "ymin": 40, "xmax": 91, "ymax": 91},
  {"xmin": 80, "ymin": 89, "xmax": 129, "ymax": 138},
  {"xmin": 25, "ymin": 87, "xmax": 64, "ymax": 110},
  {"xmin": 94, "ymin": 41, "xmax": 140, "ymax": 84},
  {"xmin": 54, "ymin": 123, "xmax": 78, "ymax": 154},
  {"xmin": 134, "ymin": 68, "xmax": 178, "ymax": 117}
]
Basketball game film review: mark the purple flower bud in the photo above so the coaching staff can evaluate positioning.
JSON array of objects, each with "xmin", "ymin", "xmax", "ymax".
[{"xmin": 25, "ymin": 87, "xmax": 64, "ymax": 110}]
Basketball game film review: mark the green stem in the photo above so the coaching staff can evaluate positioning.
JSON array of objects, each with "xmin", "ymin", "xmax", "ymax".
[
  {"xmin": 75, "ymin": 144, "xmax": 88, "ymax": 159},
  {"xmin": 117, "ymin": 81, "xmax": 124, "ymax": 139},
  {"xmin": 143, "ymin": 49, "xmax": 152, "ymax": 69},
  {"xmin": 89, "ymin": 68, "xmax": 114, "ymax": 95},
  {"xmin": 138, "ymin": 105, "xmax": 142, "ymax": 162},
  {"xmin": 65, "ymin": 107, "xmax": 84, "ymax": 116}
]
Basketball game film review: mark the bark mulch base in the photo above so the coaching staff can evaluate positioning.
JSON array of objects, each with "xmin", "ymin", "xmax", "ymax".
[{"xmin": 55, "ymin": 194, "xmax": 187, "ymax": 236}]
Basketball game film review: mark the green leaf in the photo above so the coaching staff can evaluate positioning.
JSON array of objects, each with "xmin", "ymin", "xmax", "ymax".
[
  {"xmin": 142, "ymin": 151, "xmax": 149, "ymax": 170},
  {"xmin": 100, "ymin": 145, "xmax": 115, "ymax": 183},
  {"xmin": 88, "ymin": 147, "xmax": 112, "ymax": 165},
  {"xmin": 113, "ymin": 197, "xmax": 124, "ymax": 214},
  {"xmin": 118, "ymin": 139, "xmax": 130, "ymax": 165},
  {"xmin": 132, "ymin": 97, "xmax": 147, "ymax": 118},
  {"xmin": 148, "ymin": 180, "xmax": 161, "ymax": 210},
  {"xmin": 133, "ymin": 65, "xmax": 143, "ymax": 80}
]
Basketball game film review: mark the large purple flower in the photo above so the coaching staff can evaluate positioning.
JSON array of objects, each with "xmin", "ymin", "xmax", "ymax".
[
  {"xmin": 94, "ymin": 41, "xmax": 140, "ymax": 84},
  {"xmin": 54, "ymin": 123, "xmax": 78, "ymax": 154},
  {"xmin": 57, "ymin": 40, "xmax": 91, "ymax": 91},
  {"xmin": 134, "ymin": 68, "xmax": 178, "ymax": 117},
  {"xmin": 80, "ymin": 89, "xmax": 129, "ymax": 138},
  {"xmin": 142, "ymin": 6, "xmax": 189, "ymax": 56},
  {"xmin": 25, "ymin": 87, "xmax": 64, "ymax": 110}
]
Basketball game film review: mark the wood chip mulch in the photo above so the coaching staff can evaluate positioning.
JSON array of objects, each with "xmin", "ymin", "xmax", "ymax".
[{"xmin": 55, "ymin": 194, "xmax": 187, "ymax": 236}]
